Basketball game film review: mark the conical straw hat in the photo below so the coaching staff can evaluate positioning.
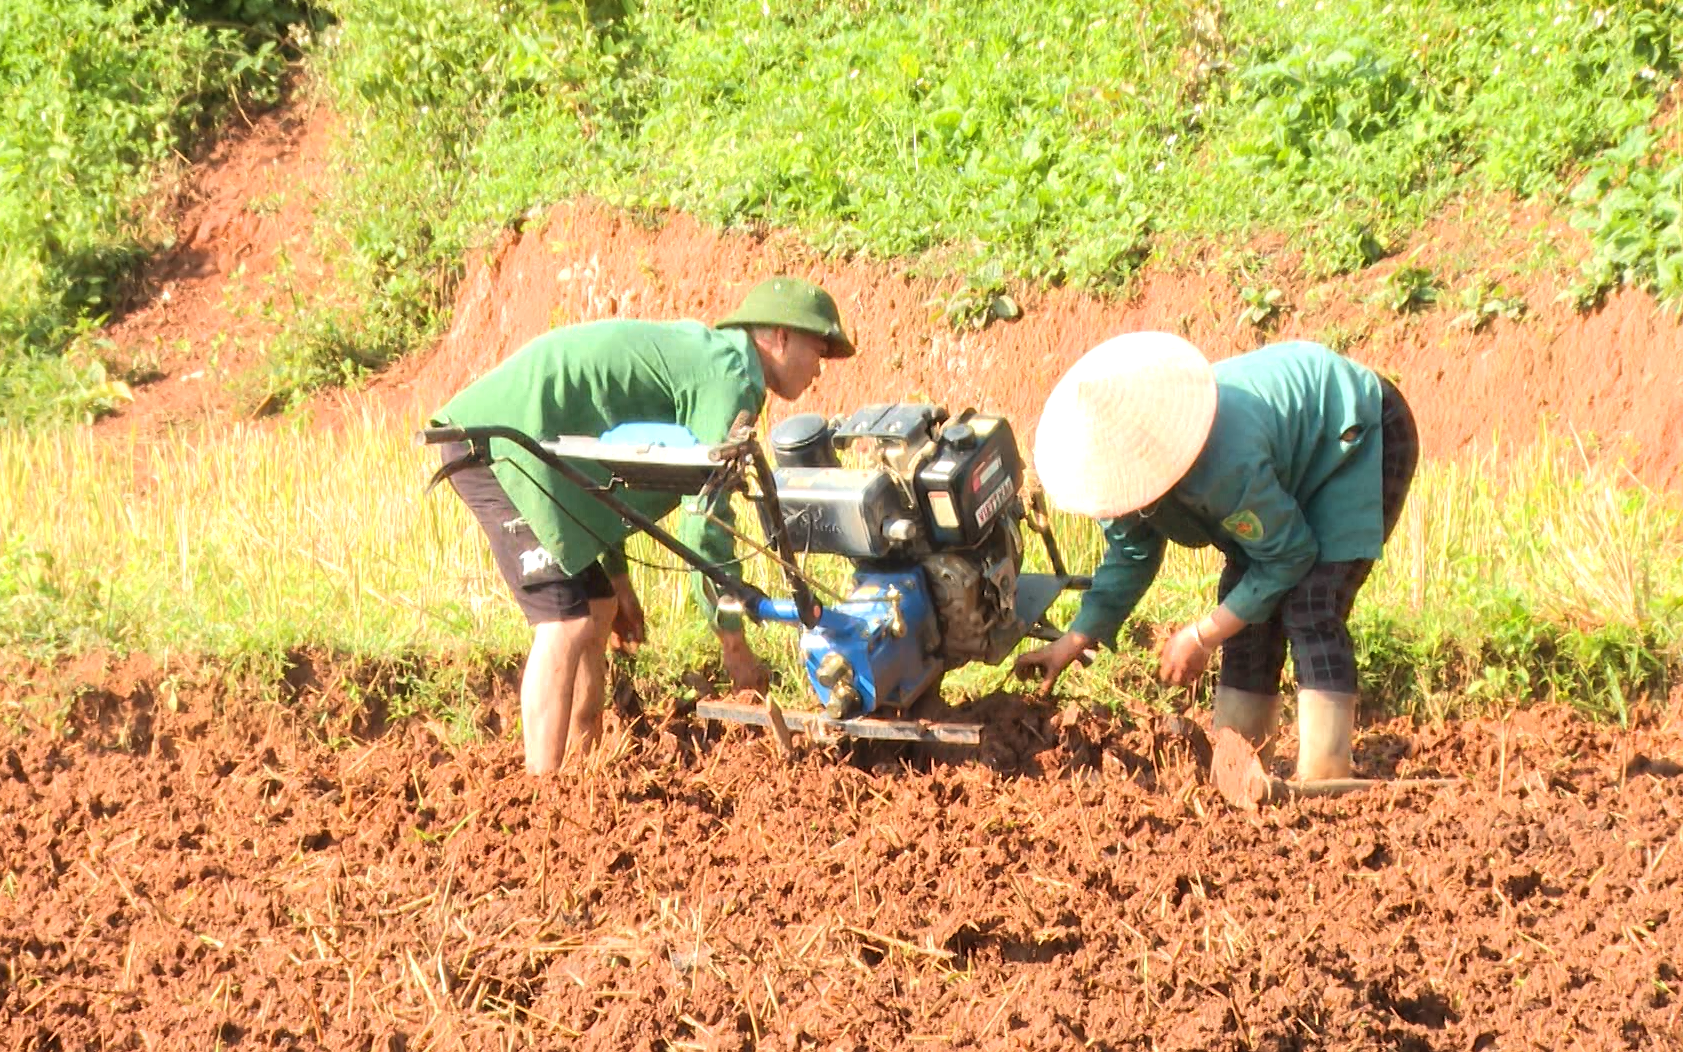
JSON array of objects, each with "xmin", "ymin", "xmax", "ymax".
[{"xmin": 1033, "ymin": 332, "xmax": 1217, "ymax": 518}]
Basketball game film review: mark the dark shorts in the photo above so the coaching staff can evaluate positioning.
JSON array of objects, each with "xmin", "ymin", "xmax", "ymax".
[
  {"xmin": 1216, "ymin": 377, "xmax": 1419, "ymax": 694},
  {"xmin": 441, "ymin": 444, "xmax": 615, "ymax": 624}
]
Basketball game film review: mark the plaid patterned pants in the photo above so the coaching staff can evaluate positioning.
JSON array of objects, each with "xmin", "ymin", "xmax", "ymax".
[{"xmin": 1216, "ymin": 377, "xmax": 1419, "ymax": 694}]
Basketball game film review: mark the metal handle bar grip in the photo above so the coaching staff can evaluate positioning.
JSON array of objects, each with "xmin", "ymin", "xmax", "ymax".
[
  {"xmin": 418, "ymin": 425, "xmax": 468, "ymax": 445},
  {"xmin": 710, "ymin": 408, "xmax": 760, "ymax": 462},
  {"xmin": 415, "ymin": 423, "xmax": 553, "ymax": 459}
]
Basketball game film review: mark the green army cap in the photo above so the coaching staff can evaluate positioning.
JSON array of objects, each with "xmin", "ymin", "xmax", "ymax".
[{"xmin": 716, "ymin": 276, "xmax": 855, "ymax": 359}]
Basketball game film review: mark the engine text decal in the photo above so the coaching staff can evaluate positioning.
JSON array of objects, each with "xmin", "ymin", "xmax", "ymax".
[{"xmin": 974, "ymin": 476, "xmax": 1017, "ymax": 528}]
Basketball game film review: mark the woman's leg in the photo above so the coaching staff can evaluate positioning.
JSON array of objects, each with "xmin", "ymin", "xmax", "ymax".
[
  {"xmin": 1281, "ymin": 560, "xmax": 1371, "ymax": 779},
  {"xmin": 1287, "ymin": 375, "xmax": 1421, "ymax": 779}
]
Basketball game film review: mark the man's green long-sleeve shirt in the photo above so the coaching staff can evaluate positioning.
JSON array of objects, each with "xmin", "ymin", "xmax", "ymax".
[
  {"xmin": 1069, "ymin": 341, "xmax": 1388, "ymax": 646},
  {"xmin": 430, "ymin": 319, "xmax": 765, "ymax": 627}
]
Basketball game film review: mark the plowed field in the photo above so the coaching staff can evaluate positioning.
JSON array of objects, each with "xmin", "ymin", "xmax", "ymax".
[{"xmin": 4, "ymin": 661, "xmax": 1679, "ymax": 1051}]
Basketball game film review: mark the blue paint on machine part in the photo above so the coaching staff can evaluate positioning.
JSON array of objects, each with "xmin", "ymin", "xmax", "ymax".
[{"xmin": 793, "ymin": 568, "xmax": 942, "ymax": 718}]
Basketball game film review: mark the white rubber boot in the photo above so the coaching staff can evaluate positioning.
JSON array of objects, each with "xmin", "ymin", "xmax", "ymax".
[
  {"xmin": 1296, "ymin": 689, "xmax": 1357, "ymax": 781},
  {"xmin": 1212, "ymin": 686, "xmax": 1283, "ymax": 766}
]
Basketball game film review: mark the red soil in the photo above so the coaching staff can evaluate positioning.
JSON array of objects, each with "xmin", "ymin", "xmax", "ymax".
[
  {"xmin": 2, "ymin": 656, "xmax": 1680, "ymax": 1050},
  {"xmin": 96, "ymin": 97, "xmax": 336, "ymax": 432},
  {"xmin": 373, "ymin": 200, "xmax": 1683, "ymax": 491}
]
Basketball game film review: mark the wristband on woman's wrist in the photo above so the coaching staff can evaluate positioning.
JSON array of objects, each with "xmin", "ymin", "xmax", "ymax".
[{"xmin": 1189, "ymin": 619, "xmax": 1212, "ymax": 651}]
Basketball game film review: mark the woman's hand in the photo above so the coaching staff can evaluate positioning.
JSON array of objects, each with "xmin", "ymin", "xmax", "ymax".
[
  {"xmin": 1157, "ymin": 622, "xmax": 1213, "ymax": 687},
  {"xmin": 1159, "ymin": 608, "xmax": 1245, "ymax": 686},
  {"xmin": 1011, "ymin": 631, "xmax": 1097, "ymax": 698}
]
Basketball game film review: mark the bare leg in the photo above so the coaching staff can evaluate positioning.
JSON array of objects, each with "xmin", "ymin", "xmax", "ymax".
[
  {"xmin": 521, "ymin": 618, "xmax": 598, "ymax": 774},
  {"xmin": 564, "ymin": 597, "xmax": 618, "ymax": 763}
]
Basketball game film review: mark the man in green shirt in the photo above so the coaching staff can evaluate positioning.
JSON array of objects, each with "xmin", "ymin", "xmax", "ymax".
[
  {"xmin": 432, "ymin": 277, "xmax": 855, "ymax": 773},
  {"xmin": 1014, "ymin": 333, "xmax": 1418, "ymax": 782}
]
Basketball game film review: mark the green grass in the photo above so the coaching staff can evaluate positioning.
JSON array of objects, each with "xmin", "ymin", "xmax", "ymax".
[
  {"xmin": 1, "ymin": 411, "xmax": 1676, "ymax": 726},
  {"xmin": 265, "ymin": 0, "xmax": 1683, "ymax": 402},
  {"xmin": 7, "ymin": 0, "xmax": 1680, "ymax": 410},
  {"xmin": 0, "ymin": 0, "xmax": 305, "ymax": 422}
]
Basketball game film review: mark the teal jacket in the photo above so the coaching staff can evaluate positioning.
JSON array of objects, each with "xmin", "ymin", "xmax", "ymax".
[
  {"xmin": 431, "ymin": 319, "xmax": 765, "ymax": 627},
  {"xmin": 1070, "ymin": 341, "xmax": 1388, "ymax": 646}
]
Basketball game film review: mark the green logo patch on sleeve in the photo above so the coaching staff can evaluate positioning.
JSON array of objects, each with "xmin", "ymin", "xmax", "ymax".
[{"xmin": 1222, "ymin": 509, "xmax": 1266, "ymax": 542}]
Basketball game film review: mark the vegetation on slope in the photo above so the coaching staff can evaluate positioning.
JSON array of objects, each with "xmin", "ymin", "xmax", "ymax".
[
  {"xmin": 5, "ymin": 0, "xmax": 1680, "ymax": 407},
  {"xmin": 2, "ymin": 0, "xmax": 1680, "ymax": 720},
  {"xmin": 279, "ymin": 0, "xmax": 1681, "ymax": 391},
  {"xmin": 0, "ymin": 0, "xmax": 308, "ymax": 423}
]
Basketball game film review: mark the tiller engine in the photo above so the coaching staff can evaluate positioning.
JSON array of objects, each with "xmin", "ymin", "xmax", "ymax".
[{"xmin": 422, "ymin": 404, "xmax": 1085, "ymax": 745}]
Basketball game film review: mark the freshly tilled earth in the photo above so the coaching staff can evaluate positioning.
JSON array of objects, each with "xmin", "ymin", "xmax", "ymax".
[{"xmin": 2, "ymin": 665, "xmax": 1680, "ymax": 1051}]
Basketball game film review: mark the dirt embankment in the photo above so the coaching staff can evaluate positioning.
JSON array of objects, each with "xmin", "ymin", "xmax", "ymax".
[
  {"xmin": 2, "ymin": 655, "xmax": 1681, "ymax": 1050},
  {"xmin": 377, "ymin": 200, "xmax": 1683, "ymax": 492},
  {"xmin": 97, "ymin": 99, "xmax": 336, "ymax": 428},
  {"xmin": 97, "ymin": 101, "xmax": 1683, "ymax": 492}
]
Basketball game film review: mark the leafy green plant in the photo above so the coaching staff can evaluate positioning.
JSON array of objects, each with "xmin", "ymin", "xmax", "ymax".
[
  {"xmin": 0, "ymin": 332, "xmax": 140, "ymax": 428},
  {"xmin": 1453, "ymin": 279, "xmax": 1527, "ymax": 331},
  {"xmin": 1237, "ymin": 285, "xmax": 1285, "ymax": 330},
  {"xmin": 1381, "ymin": 264, "xmax": 1440, "ymax": 313},
  {"xmin": 929, "ymin": 263, "xmax": 1020, "ymax": 332},
  {"xmin": 1313, "ymin": 323, "xmax": 1365, "ymax": 354},
  {"xmin": 1569, "ymin": 129, "xmax": 1683, "ymax": 310},
  {"xmin": 1229, "ymin": 35, "xmax": 1422, "ymax": 171}
]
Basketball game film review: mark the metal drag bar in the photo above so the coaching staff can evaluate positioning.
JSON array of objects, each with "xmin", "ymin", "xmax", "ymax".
[{"xmin": 696, "ymin": 700, "xmax": 982, "ymax": 745}]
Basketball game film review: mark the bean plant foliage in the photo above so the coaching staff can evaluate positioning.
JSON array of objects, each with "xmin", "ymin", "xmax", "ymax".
[
  {"xmin": 297, "ymin": 0, "xmax": 1681, "ymax": 370},
  {"xmin": 1570, "ymin": 125, "xmax": 1683, "ymax": 309}
]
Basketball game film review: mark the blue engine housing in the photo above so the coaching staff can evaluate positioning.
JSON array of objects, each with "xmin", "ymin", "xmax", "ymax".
[{"xmin": 793, "ymin": 568, "xmax": 942, "ymax": 717}]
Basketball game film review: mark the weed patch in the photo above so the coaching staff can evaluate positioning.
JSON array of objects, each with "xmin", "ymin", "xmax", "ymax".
[
  {"xmin": 0, "ymin": 414, "xmax": 1674, "ymax": 722},
  {"xmin": 0, "ymin": 0, "xmax": 307, "ymax": 420}
]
